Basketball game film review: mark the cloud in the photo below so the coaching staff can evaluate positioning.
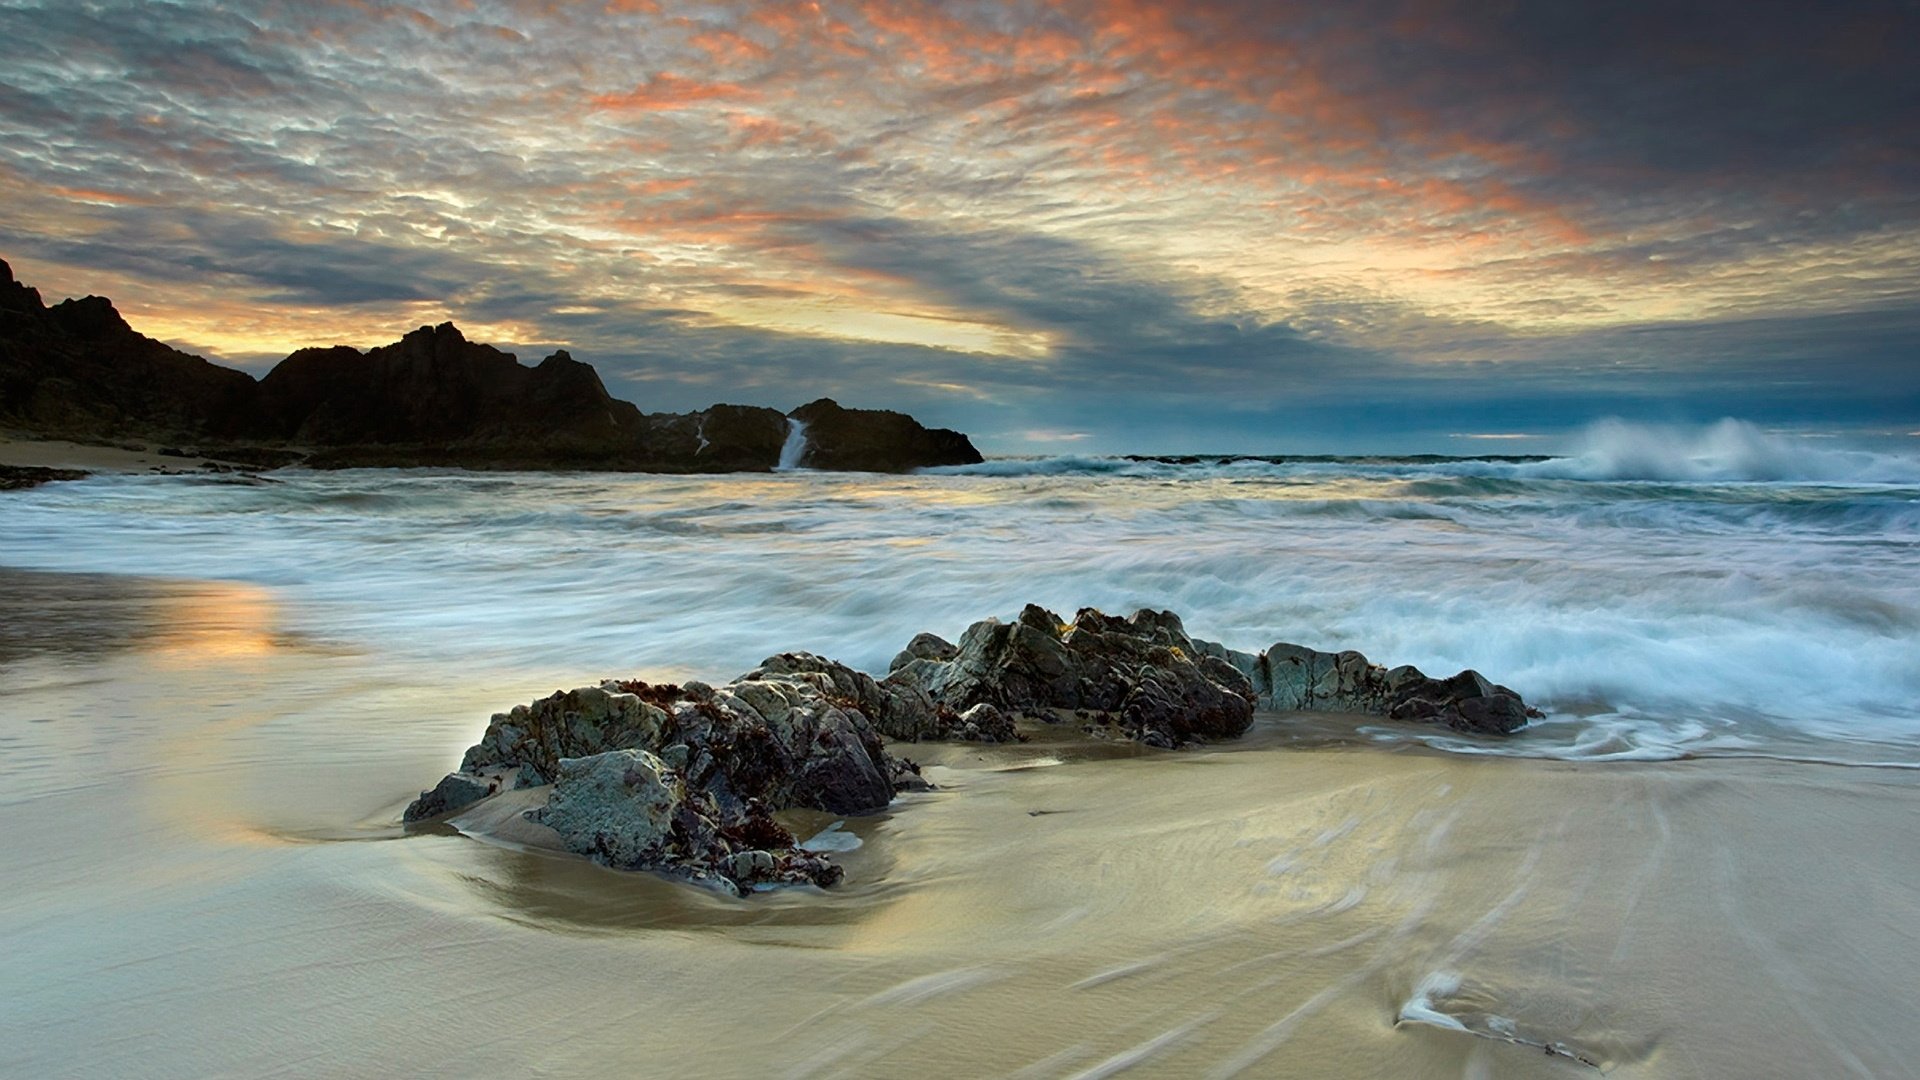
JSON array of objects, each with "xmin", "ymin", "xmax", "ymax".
[{"xmin": 0, "ymin": 0, "xmax": 1914, "ymax": 450}]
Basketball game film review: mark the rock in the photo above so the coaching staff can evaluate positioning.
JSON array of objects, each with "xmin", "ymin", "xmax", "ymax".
[
  {"xmin": 455, "ymin": 685, "xmax": 672, "ymax": 786},
  {"xmin": 402, "ymin": 771, "xmax": 497, "ymax": 822},
  {"xmin": 534, "ymin": 749, "xmax": 684, "ymax": 869},
  {"xmin": 0, "ymin": 259, "xmax": 986, "ymax": 474},
  {"xmin": 745, "ymin": 650, "xmax": 1016, "ymax": 743},
  {"xmin": 404, "ymin": 606, "xmax": 1538, "ymax": 892},
  {"xmin": 409, "ymin": 660, "xmax": 907, "ymax": 890},
  {"xmin": 259, "ymin": 324, "xmax": 646, "ymax": 462},
  {"xmin": 0, "ymin": 465, "xmax": 89, "ymax": 491},
  {"xmin": 956, "ymin": 702, "xmax": 1008, "ymax": 740},
  {"xmin": 889, "ymin": 631, "xmax": 958, "ymax": 673},
  {"xmin": 450, "ymin": 676, "xmax": 896, "ymax": 817},
  {"xmin": 889, "ymin": 756, "xmax": 934, "ymax": 793},
  {"xmin": 885, "ymin": 605, "xmax": 1256, "ymax": 744},
  {"xmin": 0, "ymin": 260, "xmax": 260, "ymax": 443},
  {"xmin": 530, "ymin": 751, "xmax": 843, "ymax": 892},
  {"xmin": 1252, "ymin": 643, "xmax": 1536, "ymax": 735},
  {"xmin": 786, "ymin": 397, "xmax": 984, "ymax": 472}
]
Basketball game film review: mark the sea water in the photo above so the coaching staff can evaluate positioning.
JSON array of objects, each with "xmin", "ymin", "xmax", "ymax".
[{"xmin": 3, "ymin": 419, "xmax": 1916, "ymax": 765}]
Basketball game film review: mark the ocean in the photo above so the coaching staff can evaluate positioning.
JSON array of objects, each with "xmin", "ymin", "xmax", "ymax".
[
  {"xmin": 6, "ymin": 418, "xmax": 1917, "ymax": 765},
  {"xmin": 3, "ymin": 418, "xmax": 1918, "ymax": 1077}
]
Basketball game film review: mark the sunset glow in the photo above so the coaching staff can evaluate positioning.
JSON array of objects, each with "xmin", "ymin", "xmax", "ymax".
[{"xmin": 2, "ymin": 0, "xmax": 1914, "ymax": 450}]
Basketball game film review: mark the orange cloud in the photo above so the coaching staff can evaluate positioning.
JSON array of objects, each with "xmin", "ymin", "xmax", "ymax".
[{"xmin": 591, "ymin": 73, "xmax": 758, "ymax": 111}]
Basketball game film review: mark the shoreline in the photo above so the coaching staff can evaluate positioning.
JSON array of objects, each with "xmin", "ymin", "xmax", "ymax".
[
  {"xmin": 0, "ymin": 432, "xmax": 284, "ymax": 481},
  {"xmin": 5, "ymin": 567, "xmax": 1919, "ymax": 1077}
]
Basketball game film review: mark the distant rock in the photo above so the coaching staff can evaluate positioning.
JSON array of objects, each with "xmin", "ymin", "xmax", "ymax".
[
  {"xmin": 257, "ymin": 323, "xmax": 647, "ymax": 466},
  {"xmin": 0, "ymin": 464, "xmax": 89, "ymax": 491},
  {"xmin": 0, "ymin": 257, "xmax": 986, "ymax": 474},
  {"xmin": 0, "ymin": 259, "xmax": 260, "ymax": 442},
  {"xmin": 788, "ymin": 397, "xmax": 984, "ymax": 472}
]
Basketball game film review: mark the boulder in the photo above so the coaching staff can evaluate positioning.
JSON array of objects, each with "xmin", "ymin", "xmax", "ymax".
[
  {"xmin": 403, "ymin": 606, "xmax": 1539, "ymax": 892},
  {"xmin": 889, "ymin": 631, "xmax": 958, "ymax": 673},
  {"xmin": 531, "ymin": 750, "xmax": 841, "ymax": 893},
  {"xmin": 0, "ymin": 465, "xmax": 89, "ymax": 491},
  {"xmin": 1253, "ymin": 642, "xmax": 1536, "ymax": 735},
  {"xmin": 443, "ymin": 677, "xmax": 895, "ymax": 818},
  {"xmin": 746, "ymin": 650, "xmax": 1017, "ymax": 744},
  {"xmin": 885, "ymin": 605, "xmax": 1256, "ymax": 744},
  {"xmin": 406, "ymin": 669, "xmax": 895, "ymax": 893},
  {"xmin": 786, "ymin": 397, "xmax": 984, "ymax": 472}
]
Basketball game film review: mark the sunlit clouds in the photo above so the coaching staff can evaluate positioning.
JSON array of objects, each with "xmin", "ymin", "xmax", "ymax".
[{"xmin": 2, "ymin": 0, "xmax": 1915, "ymax": 450}]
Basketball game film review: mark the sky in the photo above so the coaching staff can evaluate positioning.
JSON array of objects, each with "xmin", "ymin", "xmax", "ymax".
[{"xmin": 2, "ymin": 0, "xmax": 1916, "ymax": 453}]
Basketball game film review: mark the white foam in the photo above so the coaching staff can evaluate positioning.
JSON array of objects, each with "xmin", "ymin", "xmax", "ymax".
[
  {"xmin": 775, "ymin": 417, "xmax": 809, "ymax": 471},
  {"xmin": 6, "ymin": 428, "xmax": 1918, "ymax": 767},
  {"xmin": 1397, "ymin": 971, "xmax": 1469, "ymax": 1032},
  {"xmin": 1514, "ymin": 418, "xmax": 1920, "ymax": 484},
  {"xmin": 799, "ymin": 820, "xmax": 860, "ymax": 853}
]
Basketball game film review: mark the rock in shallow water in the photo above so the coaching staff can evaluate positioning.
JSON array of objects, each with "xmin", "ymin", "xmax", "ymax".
[
  {"xmin": 884, "ymin": 604, "xmax": 1257, "ymax": 744},
  {"xmin": 1255, "ymin": 642, "xmax": 1537, "ymax": 735},
  {"xmin": 531, "ymin": 750, "xmax": 842, "ymax": 893},
  {"xmin": 403, "ymin": 603, "xmax": 1538, "ymax": 892}
]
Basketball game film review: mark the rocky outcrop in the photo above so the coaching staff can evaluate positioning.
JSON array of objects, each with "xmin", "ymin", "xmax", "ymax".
[
  {"xmin": 0, "ymin": 465, "xmax": 89, "ymax": 491},
  {"xmin": 787, "ymin": 397, "xmax": 983, "ymax": 472},
  {"xmin": 0, "ymin": 258, "xmax": 984, "ymax": 473},
  {"xmin": 532, "ymin": 750, "xmax": 842, "ymax": 894},
  {"xmin": 1199, "ymin": 640, "xmax": 1537, "ymax": 735},
  {"xmin": 406, "ymin": 663, "xmax": 924, "ymax": 892},
  {"xmin": 257, "ymin": 326, "xmax": 646, "ymax": 463},
  {"xmin": 882, "ymin": 605, "xmax": 1537, "ymax": 739},
  {"xmin": 0, "ymin": 259, "xmax": 260, "ymax": 441},
  {"xmin": 632, "ymin": 403, "xmax": 790, "ymax": 472},
  {"xmin": 885, "ymin": 605, "xmax": 1257, "ymax": 746},
  {"xmin": 405, "ymin": 604, "xmax": 1539, "ymax": 892}
]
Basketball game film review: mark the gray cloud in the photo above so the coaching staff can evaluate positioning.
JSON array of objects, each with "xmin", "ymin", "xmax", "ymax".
[{"xmin": 0, "ymin": 0, "xmax": 1915, "ymax": 451}]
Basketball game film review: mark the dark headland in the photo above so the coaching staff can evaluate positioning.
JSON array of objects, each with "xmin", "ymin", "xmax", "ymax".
[{"xmin": 0, "ymin": 257, "xmax": 983, "ymax": 476}]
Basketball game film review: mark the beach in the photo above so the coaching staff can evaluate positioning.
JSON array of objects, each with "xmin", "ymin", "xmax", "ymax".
[
  {"xmin": 2, "ymin": 568, "xmax": 1917, "ymax": 1078},
  {"xmin": 3, "ymin": 441, "xmax": 1918, "ymax": 1078}
]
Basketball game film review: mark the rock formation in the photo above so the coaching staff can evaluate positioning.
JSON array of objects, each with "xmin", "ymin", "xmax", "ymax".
[
  {"xmin": 1194, "ymin": 640, "xmax": 1537, "ymax": 735},
  {"xmin": 0, "ymin": 258, "xmax": 983, "ymax": 473},
  {"xmin": 405, "ymin": 605, "xmax": 1538, "ymax": 894},
  {"xmin": 0, "ymin": 259, "xmax": 259, "ymax": 441},
  {"xmin": 404, "ymin": 663, "xmax": 943, "ymax": 894},
  {"xmin": 0, "ymin": 465, "xmax": 89, "ymax": 491},
  {"xmin": 786, "ymin": 397, "xmax": 983, "ymax": 471},
  {"xmin": 885, "ymin": 605, "xmax": 1257, "ymax": 746}
]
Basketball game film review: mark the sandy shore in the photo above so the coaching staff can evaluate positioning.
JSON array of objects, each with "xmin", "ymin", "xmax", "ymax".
[
  {"xmin": 0, "ymin": 431, "xmax": 292, "ymax": 480},
  {"xmin": 2, "ymin": 566, "xmax": 1916, "ymax": 1077}
]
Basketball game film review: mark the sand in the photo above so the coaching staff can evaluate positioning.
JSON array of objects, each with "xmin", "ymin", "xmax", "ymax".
[
  {"xmin": 2, "ymin": 567, "xmax": 1916, "ymax": 1078},
  {"xmin": 0, "ymin": 432, "xmax": 278, "ymax": 476}
]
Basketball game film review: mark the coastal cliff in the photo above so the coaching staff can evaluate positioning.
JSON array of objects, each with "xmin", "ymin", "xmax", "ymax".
[{"xmin": 0, "ymin": 258, "xmax": 982, "ymax": 473}]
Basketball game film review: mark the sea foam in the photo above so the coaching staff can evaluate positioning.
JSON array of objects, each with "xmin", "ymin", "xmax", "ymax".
[{"xmin": 5, "ymin": 419, "xmax": 1917, "ymax": 765}]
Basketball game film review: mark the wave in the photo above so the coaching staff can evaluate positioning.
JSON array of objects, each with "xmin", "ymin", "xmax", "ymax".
[
  {"xmin": 924, "ymin": 419, "xmax": 1920, "ymax": 486},
  {"xmin": 8, "ymin": 433, "xmax": 1920, "ymax": 768},
  {"xmin": 1509, "ymin": 419, "xmax": 1920, "ymax": 484}
]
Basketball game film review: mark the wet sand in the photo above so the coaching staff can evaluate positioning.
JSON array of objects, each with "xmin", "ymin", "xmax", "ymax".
[{"xmin": 2, "ymin": 568, "xmax": 1916, "ymax": 1078}]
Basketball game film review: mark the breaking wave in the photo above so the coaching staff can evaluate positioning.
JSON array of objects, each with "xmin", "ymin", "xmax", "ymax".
[
  {"xmin": 926, "ymin": 419, "xmax": 1920, "ymax": 486},
  {"xmin": 1510, "ymin": 419, "xmax": 1920, "ymax": 484}
]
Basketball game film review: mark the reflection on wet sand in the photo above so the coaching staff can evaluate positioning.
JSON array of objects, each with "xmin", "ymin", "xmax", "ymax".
[
  {"xmin": 3, "ymin": 570, "xmax": 1918, "ymax": 1078},
  {"xmin": 0, "ymin": 568, "xmax": 275, "ymax": 666}
]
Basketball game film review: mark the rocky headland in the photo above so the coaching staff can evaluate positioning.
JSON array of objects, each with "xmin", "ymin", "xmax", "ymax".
[
  {"xmin": 0, "ymin": 258, "xmax": 982, "ymax": 474},
  {"xmin": 406, "ymin": 605, "xmax": 1538, "ymax": 894}
]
